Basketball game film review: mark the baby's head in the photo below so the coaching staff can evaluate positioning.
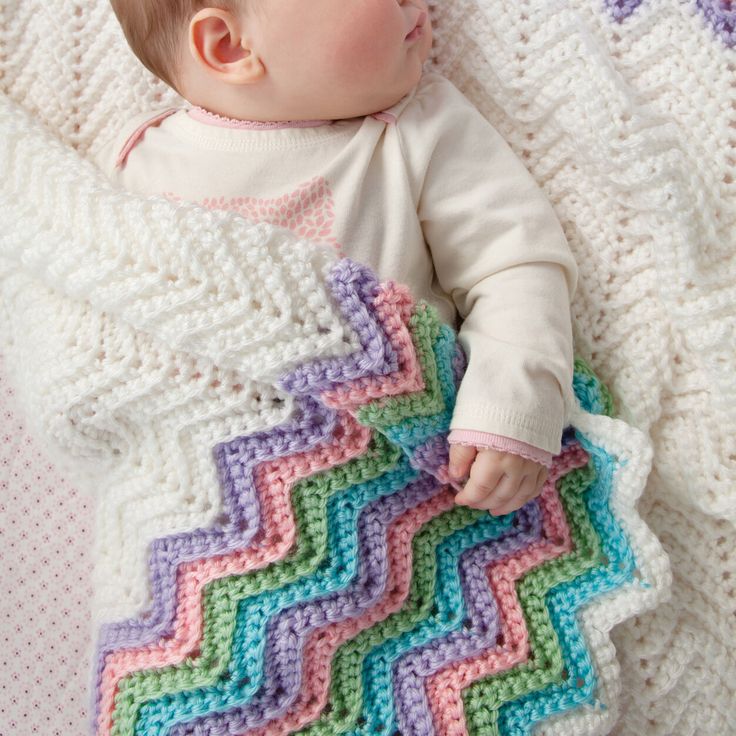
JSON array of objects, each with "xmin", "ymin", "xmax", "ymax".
[{"xmin": 111, "ymin": 0, "xmax": 432, "ymax": 121}]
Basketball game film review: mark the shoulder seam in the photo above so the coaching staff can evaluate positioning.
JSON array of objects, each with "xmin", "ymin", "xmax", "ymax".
[{"xmin": 115, "ymin": 108, "xmax": 180, "ymax": 169}]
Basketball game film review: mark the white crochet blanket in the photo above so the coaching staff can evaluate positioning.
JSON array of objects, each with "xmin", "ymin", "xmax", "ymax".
[{"xmin": 0, "ymin": 0, "xmax": 733, "ymax": 734}]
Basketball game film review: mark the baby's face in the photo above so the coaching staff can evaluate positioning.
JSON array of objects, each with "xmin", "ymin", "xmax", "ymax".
[{"xmin": 241, "ymin": 0, "xmax": 432, "ymax": 119}]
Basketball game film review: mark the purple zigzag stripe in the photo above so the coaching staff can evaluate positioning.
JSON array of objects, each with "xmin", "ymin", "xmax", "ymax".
[
  {"xmin": 696, "ymin": 0, "xmax": 736, "ymax": 47},
  {"xmin": 278, "ymin": 259, "xmax": 398, "ymax": 395},
  {"xmin": 93, "ymin": 257, "xmax": 402, "ymax": 721},
  {"xmin": 92, "ymin": 396, "xmax": 339, "ymax": 720},
  {"xmin": 410, "ymin": 435, "xmax": 452, "ymax": 479},
  {"xmin": 170, "ymin": 473, "xmax": 443, "ymax": 736},
  {"xmin": 393, "ymin": 501, "xmax": 544, "ymax": 736},
  {"xmin": 451, "ymin": 343, "xmax": 466, "ymax": 387},
  {"xmin": 603, "ymin": 0, "xmax": 644, "ymax": 22}
]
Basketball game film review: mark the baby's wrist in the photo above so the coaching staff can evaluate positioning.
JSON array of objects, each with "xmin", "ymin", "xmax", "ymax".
[{"xmin": 447, "ymin": 429, "xmax": 553, "ymax": 468}]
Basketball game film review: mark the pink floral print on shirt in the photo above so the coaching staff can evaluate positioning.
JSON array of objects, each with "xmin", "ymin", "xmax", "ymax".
[{"xmin": 163, "ymin": 176, "xmax": 343, "ymax": 255}]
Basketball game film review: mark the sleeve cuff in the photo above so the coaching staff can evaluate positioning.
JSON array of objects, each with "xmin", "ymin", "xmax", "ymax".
[{"xmin": 447, "ymin": 429, "xmax": 554, "ymax": 468}]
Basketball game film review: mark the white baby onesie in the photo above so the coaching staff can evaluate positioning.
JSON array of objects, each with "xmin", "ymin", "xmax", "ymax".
[{"xmin": 93, "ymin": 71, "xmax": 578, "ymax": 458}]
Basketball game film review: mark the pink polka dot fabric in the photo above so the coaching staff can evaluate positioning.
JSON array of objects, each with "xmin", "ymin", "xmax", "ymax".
[{"xmin": 0, "ymin": 354, "xmax": 93, "ymax": 735}]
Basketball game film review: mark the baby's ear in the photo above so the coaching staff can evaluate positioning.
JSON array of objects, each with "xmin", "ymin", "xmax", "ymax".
[{"xmin": 188, "ymin": 7, "xmax": 264, "ymax": 84}]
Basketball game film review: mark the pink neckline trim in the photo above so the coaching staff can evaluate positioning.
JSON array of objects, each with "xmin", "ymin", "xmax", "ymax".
[{"xmin": 187, "ymin": 106, "xmax": 332, "ymax": 129}]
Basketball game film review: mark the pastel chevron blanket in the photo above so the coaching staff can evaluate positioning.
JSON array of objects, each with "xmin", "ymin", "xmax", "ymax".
[
  {"xmin": 1, "ymin": 1, "xmax": 734, "ymax": 734},
  {"xmin": 87, "ymin": 258, "xmax": 668, "ymax": 736}
]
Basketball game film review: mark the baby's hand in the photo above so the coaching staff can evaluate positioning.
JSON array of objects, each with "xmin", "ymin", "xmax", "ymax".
[{"xmin": 448, "ymin": 445, "xmax": 548, "ymax": 515}]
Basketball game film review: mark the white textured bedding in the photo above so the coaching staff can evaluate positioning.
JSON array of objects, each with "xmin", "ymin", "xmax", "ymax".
[{"xmin": 0, "ymin": 0, "xmax": 734, "ymax": 733}]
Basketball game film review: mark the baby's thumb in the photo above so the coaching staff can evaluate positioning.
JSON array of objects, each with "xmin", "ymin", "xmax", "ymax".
[{"xmin": 448, "ymin": 443, "xmax": 477, "ymax": 481}]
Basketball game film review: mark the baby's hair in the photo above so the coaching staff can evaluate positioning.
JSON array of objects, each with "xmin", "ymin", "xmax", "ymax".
[{"xmin": 109, "ymin": 0, "xmax": 239, "ymax": 93}]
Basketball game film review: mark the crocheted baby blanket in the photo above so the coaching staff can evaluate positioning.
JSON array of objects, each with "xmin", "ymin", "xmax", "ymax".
[{"xmin": 88, "ymin": 259, "xmax": 668, "ymax": 736}]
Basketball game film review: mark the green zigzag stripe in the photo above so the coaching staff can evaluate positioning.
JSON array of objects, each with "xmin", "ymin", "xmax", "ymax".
[
  {"xmin": 572, "ymin": 358, "xmax": 614, "ymax": 418},
  {"xmin": 112, "ymin": 433, "xmax": 405, "ymax": 736},
  {"xmin": 498, "ymin": 435, "xmax": 635, "ymax": 734},
  {"xmin": 464, "ymin": 462, "xmax": 600, "ymax": 735}
]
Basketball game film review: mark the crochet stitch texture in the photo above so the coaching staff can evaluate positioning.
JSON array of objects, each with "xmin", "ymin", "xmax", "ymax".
[
  {"xmin": 84, "ymin": 257, "xmax": 667, "ymax": 736},
  {"xmin": 0, "ymin": 0, "xmax": 734, "ymax": 734}
]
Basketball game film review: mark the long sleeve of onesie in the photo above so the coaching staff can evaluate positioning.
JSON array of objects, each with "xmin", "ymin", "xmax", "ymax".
[{"xmin": 396, "ymin": 74, "xmax": 578, "ymax": 456}]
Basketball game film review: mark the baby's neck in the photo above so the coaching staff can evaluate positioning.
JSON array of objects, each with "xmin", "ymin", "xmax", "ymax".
[{"xmin": 180, "ymin": 75, "xmax": 410, "ymax": 127}]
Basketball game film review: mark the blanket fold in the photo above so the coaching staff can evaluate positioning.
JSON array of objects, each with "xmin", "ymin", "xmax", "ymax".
[{"xmin": 0, "ymin": 95, "xmax": 354, "ymax": 381}]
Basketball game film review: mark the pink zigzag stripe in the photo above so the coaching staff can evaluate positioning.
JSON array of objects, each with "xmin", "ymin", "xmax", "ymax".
[
  {"xmin": 249, "ymin": 488, "xmax": 458, "ymax": 736},
  {"xmin": 97, "ymin": 412, "xmax": 371, "ymax": 734},
  {"xmin": 427, "ymin": 444, "xmax": 588, "ymax": 736},
  {"xmin": 246, "ymin": 444, "xmax": 585, "ymax": 736}
]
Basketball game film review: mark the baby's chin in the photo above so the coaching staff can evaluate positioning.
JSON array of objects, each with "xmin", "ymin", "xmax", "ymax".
[
  {"xmin": 363, "ymin": 59, "xmax": 429, "ymax": 115},
  {"xmin": 340, "ymin": 84, "xmax": 422, "ymax": 120}
]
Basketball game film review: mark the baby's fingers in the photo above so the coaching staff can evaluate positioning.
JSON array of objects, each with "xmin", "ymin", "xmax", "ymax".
[
  {"xmin": 488, "ymin": 466, "xmax": 547, "ymax": 516},
  {"xmin": 471, "ymin": 472, "xmax": 522, "ymax": 512},
  {"xmin": 448, "ymin": 444, "xmax": 477, "ymax": 482},
  {"xmin": 454, "ymin": 453, "xmax": 505, "ymax": 507}
]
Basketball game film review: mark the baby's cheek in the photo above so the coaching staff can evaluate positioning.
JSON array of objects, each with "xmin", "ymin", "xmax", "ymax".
[
  {"xmin": 419, "ymin": 22, "xmax": 433, "ymax": 62},
  {"xmin": 327, "ymin": 19, "xmax": 398, "ymax": 82}
]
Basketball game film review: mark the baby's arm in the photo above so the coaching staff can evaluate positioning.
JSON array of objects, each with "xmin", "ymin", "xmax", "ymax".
[{"xmin": 398, "ymin": 74, "xmax": 578, "ymax": 513}]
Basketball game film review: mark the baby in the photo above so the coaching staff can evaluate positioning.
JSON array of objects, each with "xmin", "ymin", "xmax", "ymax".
[{"xmin": 94, "ymin": 0, "xmax": 578, "ymax": 517}]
